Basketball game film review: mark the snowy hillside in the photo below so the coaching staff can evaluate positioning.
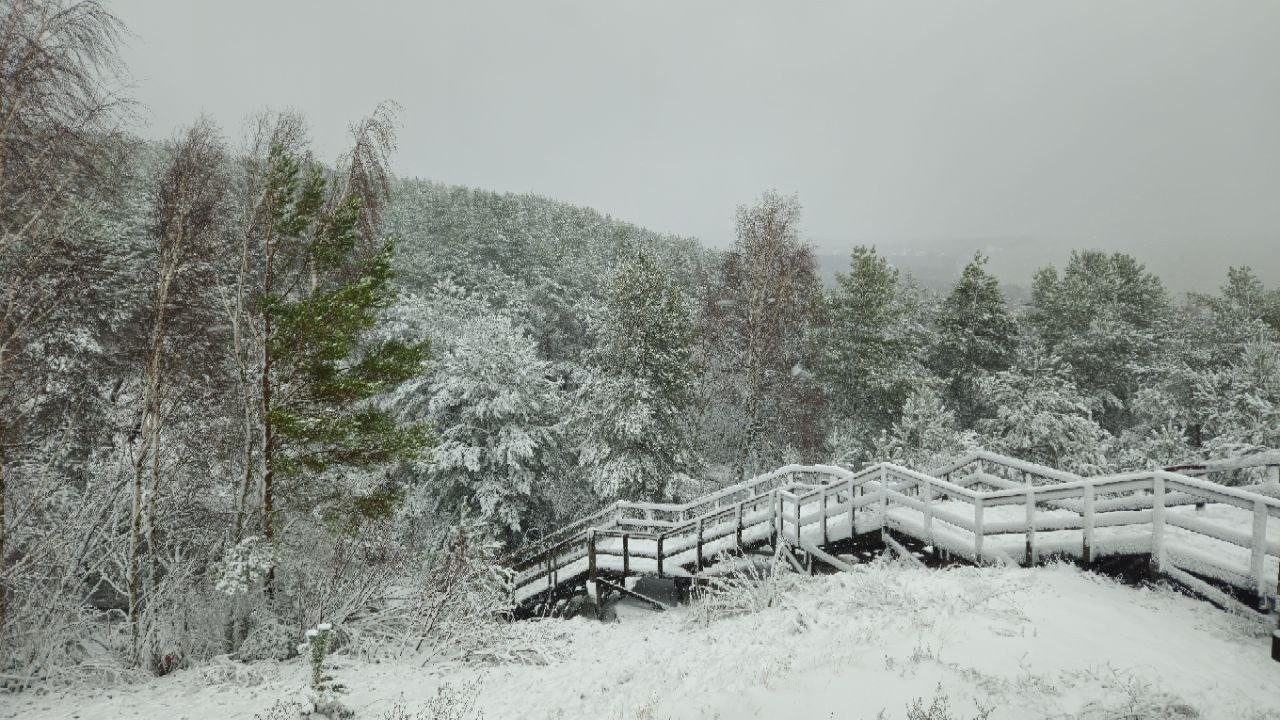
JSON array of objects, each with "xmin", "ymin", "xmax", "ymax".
[{"xmin": 7, "ymin": 562, "xmax": 1278, "ymax": 720}]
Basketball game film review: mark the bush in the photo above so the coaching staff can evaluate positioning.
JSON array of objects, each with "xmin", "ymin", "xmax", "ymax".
[{"xmin": 687, "ymin": 545, "xmax": 802, "ymax": 625}]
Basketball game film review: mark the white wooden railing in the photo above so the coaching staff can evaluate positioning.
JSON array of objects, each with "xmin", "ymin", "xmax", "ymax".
[{"xmin": 505, "ymin": 453, "xmax": 1280, "ymax": 616}]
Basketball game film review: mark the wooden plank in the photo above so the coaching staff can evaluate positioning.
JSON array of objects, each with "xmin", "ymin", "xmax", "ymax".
[
  {"xmin": 800, "ymin": 540, "xmax": 859, "ymax": 573},
  {"xmin": 1163, "ymin": 561, "xmax": 1267, "ymax": 619},
  {"xmin": 779, "ymin": 542, "xmax": 807, "ymax": 574},
  {"xmin": 884, "ymin": 532, "xmax": 924, "ymax": 568}
]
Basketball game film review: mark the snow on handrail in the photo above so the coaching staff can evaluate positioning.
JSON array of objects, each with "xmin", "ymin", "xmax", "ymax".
[
  {"xmin": 929, "ymin": 449, "xmax": 1084, "ymax": 484},
  {"xmin": 507, "ymin": 453, "xmax": 1280, "ymax": 610}
]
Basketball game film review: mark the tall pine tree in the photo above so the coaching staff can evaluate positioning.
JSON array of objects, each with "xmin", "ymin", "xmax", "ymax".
[
  {"xmin": 818, "ymin": 246, "xmax": 928, "ymax": 462},
  {"xmin": 580, "ymin": 249, "xmax": 699, "ymax": 502},
  {"xmin": 929, "ymin": 252, "xmax": 1017, "ymax": 426},
  {"xmin": 244, "ymin": 137, "xmax": 430, "ymax": 583}
]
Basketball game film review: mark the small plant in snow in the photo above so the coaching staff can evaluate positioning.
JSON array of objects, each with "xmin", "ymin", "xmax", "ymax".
[
  {"xmin": 377, "ymin": 678, "xmax": 486, "ymax": 719},
  {"xmin": 874, "ymin": 685, "xmax": 994, "ymax": 720},
  {"xmin": 302, "ymin": 623, "xmax": 352, "ymax": 719}
]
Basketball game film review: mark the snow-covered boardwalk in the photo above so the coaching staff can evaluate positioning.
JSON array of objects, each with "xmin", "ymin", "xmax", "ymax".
[{"xmin": 505, "ymin": 451, "xmax": 1280, "ymax": 617}]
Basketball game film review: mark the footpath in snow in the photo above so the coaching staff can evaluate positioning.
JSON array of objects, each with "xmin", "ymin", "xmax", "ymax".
[{"xmin": 4, "ymin": 561, "xmax": 1280, "ymax": 720}]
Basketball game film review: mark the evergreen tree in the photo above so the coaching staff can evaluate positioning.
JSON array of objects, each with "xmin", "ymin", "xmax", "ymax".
[
  {"xmin": 928, "ymin": 252, "xmax": 1017, "ymax": 426},
  {"xmin": 817, "ymin": 245, "xmax": 929, "ymax": 463},
  {"xmin": 1026, "ymin": 250, "xmax": 1170, "ymax": 433},
  {"xmin": 245, "ymin": 139, "xmax": 431, "ymax": 568},
  {"xmin": 976, "ymin": 344, "xmax": 1110, "ymax": 474},
  {"xmin": 580, "ymin": 250, "xmax": 699, "ymax": 502},
  {"xmin": 425, "ymin": 312, "xmax": 563, "ymax": 548},
  {"xmin": 871, "ymin": 384, "xmax": 975, "ymax": 471}
]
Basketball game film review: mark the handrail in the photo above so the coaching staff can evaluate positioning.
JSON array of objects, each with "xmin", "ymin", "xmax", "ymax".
[
  {"xmin": 930, "ymin": 449, "xmax": 1084, "ymax": 484},
  {"xmin": 507, "ymin": 454, "xmax": 1280, "ymax": 614}
]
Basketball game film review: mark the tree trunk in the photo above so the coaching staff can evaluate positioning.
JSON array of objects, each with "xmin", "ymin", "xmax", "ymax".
[
  {"xmin": 0, "ymin": 421, "xmax": 7, "ymax": 634},
  {"xmin": 260, "ymin": 314, "xmax": 275, "ymax": 596}
]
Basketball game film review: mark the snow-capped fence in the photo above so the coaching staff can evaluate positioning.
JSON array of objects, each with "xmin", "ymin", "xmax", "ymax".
[{"xmin": 503, "ymin": 451, "xmax": 1280, "ymax": 659}]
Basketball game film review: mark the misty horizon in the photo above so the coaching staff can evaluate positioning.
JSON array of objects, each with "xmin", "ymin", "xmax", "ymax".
[{"xmin": 110, "ymin": 0, "xmax": 1280, "ymax": 294}]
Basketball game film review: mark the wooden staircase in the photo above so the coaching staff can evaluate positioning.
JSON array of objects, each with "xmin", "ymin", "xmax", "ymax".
[{"xmin": 502, "ymin": 451, "xmax": 1280, "ymax": 656}]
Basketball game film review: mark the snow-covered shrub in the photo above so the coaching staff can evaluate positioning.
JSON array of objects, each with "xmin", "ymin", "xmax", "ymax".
[
  {"xmin": 872, "ymin": 383, "xmax": 977, "ymax": 470},
  {"xmin": 238, "ymin": 611, "xmax": 297, "ymax": 662},
  {"xmin": 688, "ymin": 548, "xmax": 801, "ymax": 625},
  {"xmin": 393, "ymin": 521, "xmax": 510, "ymax": 663},
  {"xmin": 211, "ymin": 537, "xmax": 277, "ymax": 597},
  {"xmin": 254, "ymin": 700, "xmax": 305, "ymax": 720},
  {"xmin": 193, "ymin": 656, "xmax": 265, "ymax": 687},
  {"xmin": 1072, "ymin": 668, "xmax": 1200, "ymax": 720}
]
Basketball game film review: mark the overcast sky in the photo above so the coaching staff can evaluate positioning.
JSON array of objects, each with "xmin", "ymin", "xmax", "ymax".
[{"xmin": 110, "ymin": 1, "xmax": 1279, "ymax": 291}]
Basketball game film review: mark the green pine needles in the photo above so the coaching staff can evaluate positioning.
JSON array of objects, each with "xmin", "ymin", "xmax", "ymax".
[{"xmin": 253, "ymin": 141, "xmax": 431, "ymax": 539}]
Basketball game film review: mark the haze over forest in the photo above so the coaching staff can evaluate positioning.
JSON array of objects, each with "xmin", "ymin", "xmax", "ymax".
[{"xmin": 110, "ymin": 0, "xmax": 1280, "ymax": 293}]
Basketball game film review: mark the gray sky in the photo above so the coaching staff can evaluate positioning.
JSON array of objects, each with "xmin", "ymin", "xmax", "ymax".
[{"xmin": 111, "ymin": 1, "xmax": 1280, "ymax": 292}]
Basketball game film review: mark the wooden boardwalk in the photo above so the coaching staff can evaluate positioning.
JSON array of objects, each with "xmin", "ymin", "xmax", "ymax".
[{"xmin": 503, "ymin": 452, "xmax": 1280, "ymax": 626}]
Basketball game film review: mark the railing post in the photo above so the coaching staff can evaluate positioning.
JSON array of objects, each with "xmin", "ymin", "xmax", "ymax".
[
  {"xmin": 1151, "ymin": 474, "xmax": 1166, "ymax": 573},
  {"xmin": 622, "ymin": 532, "xmax": 630, "ymax": 580},
  {"xmin": 848, "ymin": 474, "xmax": 857, "ymax": 539},
  {"xmin": 793, "ymin": 491, "xmax": 802, "ymax": 545},
  {"xmin": 879, "ymin": 466, "xmax": 889, "ymax": 540},
  {"xmin": 588, "ymin": 531, "xmax": 596, "ymax": 583},
  {"xmin": 1082, "ymin": 483, "xmax": 1095, "ymax": 565},
  {"xmin": 773, "ymin": 493, "xmax": 782, "ymax": 548},
  {"xmin": 922, "ymin": 476, "xmax": 934, "ymax": 547},
  {"xmin": 735, "ymin": 501, "xmax": 744, "ymax": 551},
  {"xmin": 696, "ymin": 517, "xmax": 704, "ymax": 572},
  {"xmin": 588, "ymin": 529, "xmax": 601, "ymax": 619},
  {"xmin": 1251, "ymin": 500, "xmax": 1268, "ymax": 605},
  {"xmin": 656, "ymin": 534, "xmax": 664, "ymax": 578},
  {"xmin": 973, "ymin": 497, "xmax": 985, "ymax": 565},
  {"xmin": 821, "ymin": 487, "xmax": 829, "ymax": 546},
  {"xmin": 1025, "ymin": 485, "xmax": 1036, "ymax": 566}
]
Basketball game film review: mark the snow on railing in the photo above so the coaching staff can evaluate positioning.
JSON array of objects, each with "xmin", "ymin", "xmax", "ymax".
[{"xmin": 507, "ymin": 454, "xmax": 1280, "ymax": 644}]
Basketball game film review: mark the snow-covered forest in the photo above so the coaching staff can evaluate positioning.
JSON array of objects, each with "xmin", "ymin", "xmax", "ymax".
[{"xmin": 2, "ymin": 1, "xmax": 1280, "ymax": 718}]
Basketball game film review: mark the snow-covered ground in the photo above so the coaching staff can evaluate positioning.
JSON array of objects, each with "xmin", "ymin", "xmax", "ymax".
[{"xmin": 5, "ymin": 561, "xmax": 1280, "ymax": 720}]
